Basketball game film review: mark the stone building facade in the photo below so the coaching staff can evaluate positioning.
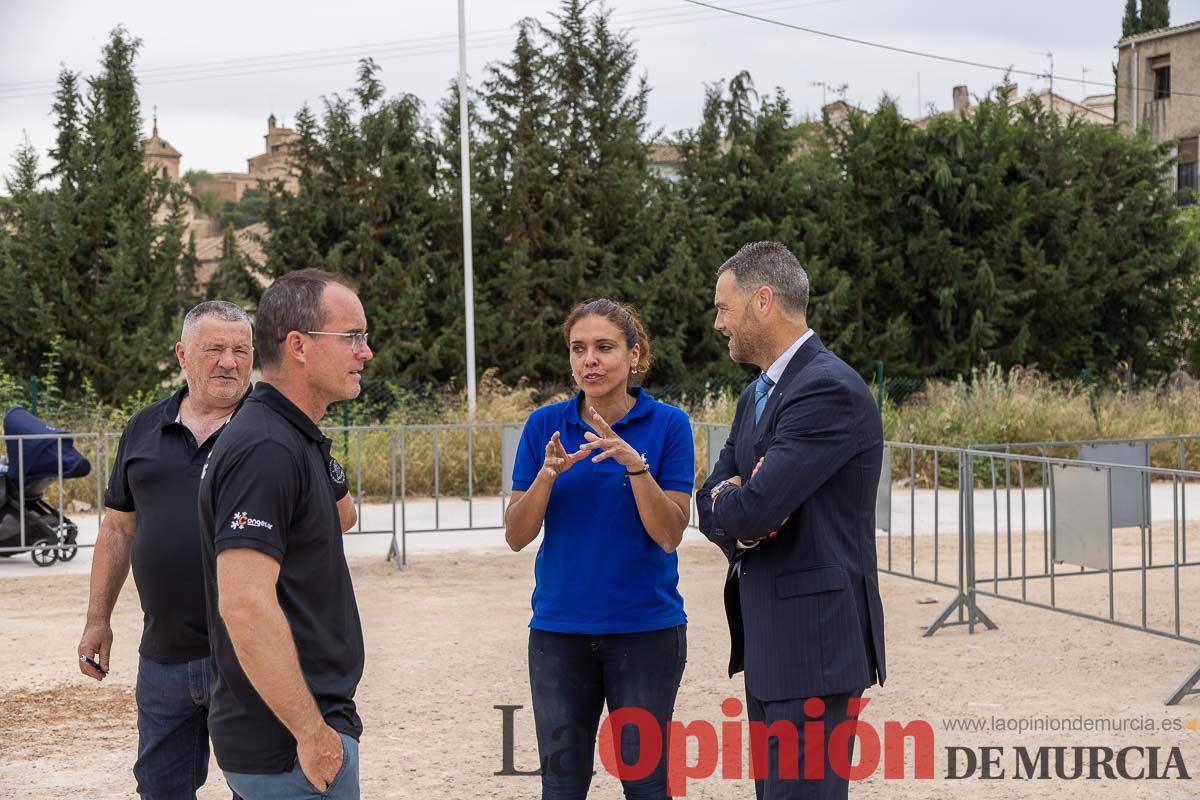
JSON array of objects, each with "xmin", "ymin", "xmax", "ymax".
[
  {"xmin": 1116, "ymin": 20, "xmax": 1200, "ymax": 194},
  {"xmin": 193, "ymin": 114, "xmax": 300, "ymax": 202},
  {"xmin": 142, "ymin": 118, "xmax": 182, "ymax": 180}
]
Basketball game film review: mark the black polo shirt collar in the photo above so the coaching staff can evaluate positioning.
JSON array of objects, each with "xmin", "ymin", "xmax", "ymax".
[
  {"xmin": 251, "ymin": 382, "xmax": 324, "ymax": 444},
  {"xmin": 158, "ymin": 386, "xmax": 188, "ymax": 429},
  {"xmin": 158, "ymin": 384, "xmax": 253, "ymax": 434}
]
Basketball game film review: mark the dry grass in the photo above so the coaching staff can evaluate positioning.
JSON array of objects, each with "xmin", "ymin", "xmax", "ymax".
[{"xmin": 24, "ymin": 367, "xmax": 1200, "ymax": 501}]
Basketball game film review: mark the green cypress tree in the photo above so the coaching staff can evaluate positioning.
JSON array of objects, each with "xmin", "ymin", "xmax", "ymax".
[
  {"xmin": 1122, "ymin": 0, "xmax": 1140, "ymax": 36},
  {"xmin": 263, "ymin": 59, "xmax": 455, "ymax": 382},
  {"xmin": 178, "ymin": 231, "xmax": 201, "ymax": 306},
  {"xmin": 67, "ymin": 28, "xmax": 188, "ymax": 400},
  {"xmin": 475, "ymin": 2, "xmax": 677, "ymax": 384},
  {"xmin": 476, "ymin": 19, "xmax": 563, "ymax": 383},
  {"xmin": 0, "ymin": 137, "xmax": 56, "ymax": 380},
  {"xmin": 206, "ymin": 224, "xmax": 262, "ymax": 307},
  {"xmin": 1140, "ymin": 0, "xmax": 1169, "ymax": 30},
  {"xmin": 4, "ymin": 29, "xmax": 188, "ymax": 401}
]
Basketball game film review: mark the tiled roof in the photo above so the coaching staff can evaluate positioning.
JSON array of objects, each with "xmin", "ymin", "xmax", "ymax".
[
  {"xmin": 142, "ymin": 135, "xmax": 181, "ymax": 158},
  {"xmin": 194, "ymin": 221, "xmax": 268, "ymax": 267},
  {"xmin": 1118, "ymin": 19, "xmax": 1200, "ymax": 45}
]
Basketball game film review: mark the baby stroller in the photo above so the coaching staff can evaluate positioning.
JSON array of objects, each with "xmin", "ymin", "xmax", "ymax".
[{"xmin": 0, "ymin": 408, "xmax": 91, "ymax": 567}]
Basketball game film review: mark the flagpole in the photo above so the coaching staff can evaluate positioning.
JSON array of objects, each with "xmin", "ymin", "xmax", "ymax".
[{"xmin": 457, "ymin": 0, "xmax": 477, "ymax": 418}]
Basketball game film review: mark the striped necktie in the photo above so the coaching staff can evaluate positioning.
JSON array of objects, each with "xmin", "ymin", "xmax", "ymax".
[{"xmin": 754, "ymin": 372, "xmax": 775, "ymax": 426}]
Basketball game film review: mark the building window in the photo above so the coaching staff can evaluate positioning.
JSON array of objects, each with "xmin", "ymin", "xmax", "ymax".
[
  {"xmin": 1177, "ymin": 138, "xmax": 1198, "ymax": 204},
  {"xmin": 1180, "ymin": 162, "xmax": 1197, "ymax": 191},
  {"xmin": 1151, "ymin": 56, "xmax": 1171, "ymax": 100}
]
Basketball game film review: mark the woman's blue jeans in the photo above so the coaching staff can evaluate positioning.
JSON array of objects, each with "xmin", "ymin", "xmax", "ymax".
[{"xmin": 528, "ymin": 625, "xmax": 687, "ymax": 800}]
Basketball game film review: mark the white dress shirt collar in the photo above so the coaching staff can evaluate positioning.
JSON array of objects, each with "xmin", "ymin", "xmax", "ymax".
[{"xmin": 764, "ymin": 328, "xmax": 815, "ymax": 386}]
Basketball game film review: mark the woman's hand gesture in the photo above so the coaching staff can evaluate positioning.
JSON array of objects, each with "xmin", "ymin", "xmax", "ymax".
[
  {"xmin": 540, "ymin": 431, "xmax": 588, "ymax": 482},
  {"xmin": 579, "ymin": 407, "xmax": 645, "ymax": 471}
]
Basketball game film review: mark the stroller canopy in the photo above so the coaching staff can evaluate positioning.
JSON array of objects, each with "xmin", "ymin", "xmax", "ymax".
[{"xmin": 3, "ymin": 408, "xmax": 92, "ymax": 482}]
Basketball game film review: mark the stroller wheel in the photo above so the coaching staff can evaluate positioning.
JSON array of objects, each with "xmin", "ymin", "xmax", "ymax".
[
  {"xmin": 57, "ymin": 524, "xmax": 79, "ymax": 561},
  {"xmin": 31, "ymin": 540, "xmax": 58, "ymax": 567}
]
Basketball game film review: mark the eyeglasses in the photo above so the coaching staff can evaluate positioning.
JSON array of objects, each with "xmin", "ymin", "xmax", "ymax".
[{"xmin": 305, "ymin": 330, "xmax": 370, "ymax": 353}]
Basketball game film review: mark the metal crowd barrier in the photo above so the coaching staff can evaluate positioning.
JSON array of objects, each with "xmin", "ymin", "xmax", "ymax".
[
  {"xmin": 874, "ymin": 443, "xmax": 994, "ymax": 637},
  {"xmin": 879, "ymin": 439, "xmax": 1200, "ymax": 705},
  {"xmin": 10, "ymin": 421, "xmax": 1200, "ymax": 705},
  {"xmin": 321, "ymin": 425, "xmax": 401, "ymax": 562},
  {"xmin": 958, "ymin": 447, "xmax": 1200, "ymax": 705},
  {"xmin": 0, "ymin": 431, "xmax": 109, "ymax": 566}
]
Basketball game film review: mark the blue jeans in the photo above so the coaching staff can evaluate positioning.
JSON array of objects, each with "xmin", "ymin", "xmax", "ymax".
[
  {"xmin": 135, "ymin": 654, "xmax": 235, "ymax": 800},
  {"xmin": 224, "ymin": 734, "xmax": 359, "ymax": 799},
  {"xmin": 529, "ymin": 625, "xmax": 687, "ymax": 800}
]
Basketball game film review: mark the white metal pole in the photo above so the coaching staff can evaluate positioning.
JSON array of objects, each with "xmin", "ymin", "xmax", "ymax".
[{"xmin": 457, "ymin": 0, "xmax": 478, "ymax": 418}]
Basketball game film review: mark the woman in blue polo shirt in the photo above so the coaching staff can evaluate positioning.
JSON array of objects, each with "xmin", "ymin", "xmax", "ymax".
[{"xmin": 505, "ymin": 298, "xmax": 695, "ymax": 800}]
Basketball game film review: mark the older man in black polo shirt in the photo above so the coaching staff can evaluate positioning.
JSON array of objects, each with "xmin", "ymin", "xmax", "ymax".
[
  {"xmin": 77, "ymin": 301, "xmax": 252, "ymax": 799},
  {"xmin": 199, "ymin": 269, "xmax": 371, "ymax": 798}
]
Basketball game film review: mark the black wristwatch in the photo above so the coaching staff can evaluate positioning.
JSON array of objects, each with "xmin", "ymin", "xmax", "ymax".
[{"xmin": 626, "ymin": 454, "xmax": 650, "ymax": 477}]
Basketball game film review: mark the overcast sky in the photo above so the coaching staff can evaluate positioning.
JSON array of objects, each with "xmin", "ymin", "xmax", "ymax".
[{"xmin": 3, "ymin": 0, "xmax": 1200, "ymax": 176}]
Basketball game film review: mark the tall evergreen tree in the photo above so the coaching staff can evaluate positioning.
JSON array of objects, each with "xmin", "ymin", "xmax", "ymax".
[
  {"xmin": 474, "ymin": 1, "xmax": 677, "ymax": 385},
  {"xmin": 69, "ymin": 29, "xmax": 188, "ymax": 400},
  {"xmin": 0, "ymin": 30, "xmax": 189, "ymax": 400},
  {"xmin": 1122, "ymin": 0, "xmax": 1141, "ymax": 36},
  {"xmin": 263, "ymin": 59, "xmax": 456, "ymax": 381},
  {"xmin": 0, "ymin": 138, "xmax": 56, "ymax": 378},
  {"xmin": 1140, "ymin": 0, "xmax": 1170, "ymax": 30},
  {"xmin": 206, "ymin": 224, "xmax": 262, "ymax": 307}
]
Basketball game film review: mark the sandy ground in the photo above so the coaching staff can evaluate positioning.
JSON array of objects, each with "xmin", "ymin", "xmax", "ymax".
[{"xmin": 3, "ymin": 532, "xmax": 1200, "ymax": 799}]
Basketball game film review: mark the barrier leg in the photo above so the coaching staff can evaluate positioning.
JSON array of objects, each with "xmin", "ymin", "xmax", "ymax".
[
  {"xmin": 1166, "ymin": 662, "xmax": 1200, "ymax": 706},
  {"xmin": 923, "ymin": 593, "xmax": 997, "ymax": 637}
]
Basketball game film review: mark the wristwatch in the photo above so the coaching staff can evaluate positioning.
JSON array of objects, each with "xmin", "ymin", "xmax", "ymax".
[{"xmin": 709, "ymin": 478, "xmax": 737, "ymax": 503}]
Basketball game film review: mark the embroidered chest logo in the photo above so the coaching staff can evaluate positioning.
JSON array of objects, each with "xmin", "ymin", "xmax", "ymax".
[
  {"xmin": 329, "ymin": 457, "xmax": 346, "ymax": 485},
  {"xmin": 229, "ymin": 510, "xmax": 273, "ymax": 531}
]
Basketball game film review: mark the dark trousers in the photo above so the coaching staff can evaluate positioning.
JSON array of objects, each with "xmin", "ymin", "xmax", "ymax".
[
  {"xmin": 744, "ymin": 687, "xmax": 865, "ymax": 800},
  {"xmin": 528, "ymin": 625, "xmax": 687, "ymax": 800},
  {"xmin": 134, "ymin": 654, "xmax": 239, "ymax": 800}
]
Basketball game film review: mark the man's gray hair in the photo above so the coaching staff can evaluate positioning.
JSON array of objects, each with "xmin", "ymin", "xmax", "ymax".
[
  {"xmin": 181, "ymin": 300, "xmax": 252, "ymax": 340},
  {"xmin": 717, "ymin": 241, "xmax": 810, "ymax": 317}
]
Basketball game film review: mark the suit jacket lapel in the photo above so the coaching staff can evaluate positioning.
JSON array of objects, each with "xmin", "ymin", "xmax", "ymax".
[
  {"xmin": 755, "ymin": 333, "xmax": 825, "ymax": 444},
  {"xmin": 734, "ymin": 383, "xmax": 757, "ymax": 477}
]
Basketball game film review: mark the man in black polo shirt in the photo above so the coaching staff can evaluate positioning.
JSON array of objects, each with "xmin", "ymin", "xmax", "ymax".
[
  {"xmin": 199, "ymin": 269, "xmax": 371, "ymax": 798},
  {"xmin": 77, "ymin": 301, "xmax": 253, "ymax": 799}
]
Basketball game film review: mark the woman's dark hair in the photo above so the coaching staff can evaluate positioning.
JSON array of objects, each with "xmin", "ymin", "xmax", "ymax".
[{"xmin": 561, "ymin": 298, "xmax": 652, "ymax": 374}]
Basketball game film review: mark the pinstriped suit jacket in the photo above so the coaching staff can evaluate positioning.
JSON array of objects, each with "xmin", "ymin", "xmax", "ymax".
[{"xmin": 697, "ymin": 334, "xmax": 886, "ymax": 701}]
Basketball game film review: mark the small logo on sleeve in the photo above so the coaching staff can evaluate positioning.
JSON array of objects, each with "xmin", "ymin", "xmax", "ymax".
[
  {"xmin": 329, "ymin": 457, "xmax": 347, "ymax": 485},
  {"xmin": 229, "ymin": 511, "xmax": 273, "ymax": 531}
]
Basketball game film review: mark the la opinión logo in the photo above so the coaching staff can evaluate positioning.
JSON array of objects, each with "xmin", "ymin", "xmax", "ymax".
[
  {"xmin": 494, "ymin": 701, "xmax": 1191, "ymax": 794},
  {"xmin": 496, "ymin": 697, "xmax": 935, "ymax": 795}
]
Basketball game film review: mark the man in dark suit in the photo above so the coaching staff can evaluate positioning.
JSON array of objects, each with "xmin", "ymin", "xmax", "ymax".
[{"xmin": 697, "ymin": 241, "xmax": 886, "ymax": 800}]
